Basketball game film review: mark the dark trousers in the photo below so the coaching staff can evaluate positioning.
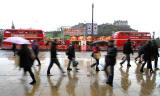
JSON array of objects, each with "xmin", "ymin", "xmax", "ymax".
[
  {"xmin": 68, "ymin": 58, "xmax": 75, "ymax": 68},
  {"xmin": 47, "ymin": 58, "xmax": 64, "ymax": 74},
  {"xmin": 154, "ymin": 58, "xmax": 158, "ymax": 68},
  {"xmin": 24, "ymin": 67, "xmax": 36, "ymax": 82},
  {"xmin": 140, "ymin": 59, "xmax": 153, "ymax": 71},
  {"xmin": 105, "ymin": 64, "xmax": 114, "ymax": 84},
  {"xmin": 91, "ymin": 59, "xmax": 99, "ymax": 69},
  {"xmin": 120, "ymin": 54, "xmax": 130, "ymax": 65},
  {"xmin": 35, "ymin": 56, "xmax": 41, "ymax": 65}
]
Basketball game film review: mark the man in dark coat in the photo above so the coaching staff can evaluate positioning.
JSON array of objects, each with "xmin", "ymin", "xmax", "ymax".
[
  {"xmin": 47, "ymin": 41, "xmax": 65, "ymax": 76},
  {"xmin": 140, "ymin": 41, "xmax": 153, "ymax": 73},
  {"xmin": 104, "ymin": 40, "xmax": 117, "ymax": 86},
  {"xmin": 32, "ymin": 40, "xmax": 41, "ymax": 66},
  {"xmin": 152, "ymin": 40, "xmax": 159, "ymax": 70},
  {"xmin": 66, "ymin": 43, "xmax": 79, "ymax": 71},
  {"xmin": 120, "ymin": 39, "xmax": 133, "ymax": 67}
]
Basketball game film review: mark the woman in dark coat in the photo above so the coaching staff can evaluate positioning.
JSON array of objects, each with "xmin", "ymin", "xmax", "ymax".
[
  {"xmin": 18, "ymin": 44, "xmax": 36, "ymax": 85},
  {"xmin": 140, "ymin": 41, "xmax": 153, "ymax": 73}
]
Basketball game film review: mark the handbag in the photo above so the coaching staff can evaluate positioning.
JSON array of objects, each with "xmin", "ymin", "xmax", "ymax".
[
  {"xmin": 94, "ymin": 53, "xmax": 101, "ymax": 59},
  {"xmin": 73, "ymin": 60, "xmax": 79, "ymax": 67}
]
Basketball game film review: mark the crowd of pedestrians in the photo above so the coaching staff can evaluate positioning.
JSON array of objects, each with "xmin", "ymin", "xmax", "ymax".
[{"xmin": 12, "ymin": 39, "xmax": 159, "ymax": 87}]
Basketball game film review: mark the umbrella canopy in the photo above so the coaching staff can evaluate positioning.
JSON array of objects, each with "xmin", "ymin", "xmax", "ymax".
[
  {"xmin": 90, "ymin": 40, "xmax": 108, "ymax": 46},
  {"xmin": 4, "ymin": 37, "xmax": 30, "ymax": 44}
]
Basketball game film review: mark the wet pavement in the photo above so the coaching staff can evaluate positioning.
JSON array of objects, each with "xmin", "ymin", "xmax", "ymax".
[{"xmin": 0, "ymin": 50, "xmax": 160, "ymax": 96}]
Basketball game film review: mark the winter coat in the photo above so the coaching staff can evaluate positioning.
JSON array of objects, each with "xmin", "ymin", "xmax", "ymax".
[
  {"xmin": 152, "ymin": 44, "xmax": 159, "ymax": 58},
  {"xmin": 105, "ymin": 45, "xmax": 117, "ymax": 66},
  {"xmin": 18, "ymin": 48, "xmax": 34, "ymax": 69},
  {"xmin": 143, "ymin": 43, "xmax": 153, "ymax": 60},
  {"xmin": 123, "ymin": 41, "xmax": 133, "ymax": 54},
  {"xmin": 50, "ymin": 44, "xmax": 57, "ymax": 59},
  {"xmin": 32, "ymin": 42, "xmax": 39, "ymax": 56},
  {"xmin": 67, "ymin": 45, "xmax": 75, "ymax": 60}
]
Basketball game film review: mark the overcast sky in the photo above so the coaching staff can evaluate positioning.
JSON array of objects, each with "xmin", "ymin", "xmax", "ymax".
[{"xmin": 0, "ymin": 0, "xmax": 160, "ymax": 36}]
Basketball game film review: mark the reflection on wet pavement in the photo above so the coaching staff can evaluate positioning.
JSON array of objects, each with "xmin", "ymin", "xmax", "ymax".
[{"xmin": 0, "ymin": 50, "xmax": 160, "ymax": 96}]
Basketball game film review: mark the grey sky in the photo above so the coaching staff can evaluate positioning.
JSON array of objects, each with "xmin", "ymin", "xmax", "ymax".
[{"xmin": 0, "ymin": 0, "xmax": 160, "ymax": 37}]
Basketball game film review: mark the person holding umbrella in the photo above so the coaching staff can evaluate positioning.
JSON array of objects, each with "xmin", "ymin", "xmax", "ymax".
[
  {"xmin": 104, "ymin": 40, "xmax": 117, "ymax": 86},
  {"xmin": 18, "ymin": 44, "xmax": 36, "ymax": 85},
  {"xmin": 32, "ymin": 40, "xmax": 41, "ymax": 66},
  {"xmin": 47, "ymin": 41, "xmax": 65, "ymax": 76},
  {"xmin": 91, "ymin": 44, "xmax": 101, "ymax": 71}
]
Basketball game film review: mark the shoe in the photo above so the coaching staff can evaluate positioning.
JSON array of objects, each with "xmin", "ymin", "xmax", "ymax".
[
  {"xmin": 47, "ymin": 74, "xmax": 53, "ymax": 76},
  {"xmin": 76, "ymin": 68, "xmax": 80, "ymax": 70},
  {"xmin": 96, "ymin": 68, "xmax": 100, "ymax": 71},
  {"xmin": 67, "ymin": 68, "xmax": 72, "ymax": 71},
  {"xmin": 30, "ymin": 81, "xmax": 36, "ymax": 85},
  {"xmin": 127, "ymin": 64, "xmax": 131, "ymax": 67},
  {"xmin": 120, "ymin": 63, "xmax": 123, "ymax": 67},
  {"xmin": 140, "ymin": 69, "xmax": 144, "ymax": 73},
  {"xmin": 106, "ymin": 82, "xmax": 113, "ymax": 87},
  {"xmin": 61, "ymin": 71, "xmax": 66, "ymax": 73},
  {"xmin": 150, "ymin": 70, "xmax": 154, "ymax": 73},
  {"xmin": 155, "ymin": 68, "xmax": 159, "ymax": 70}
]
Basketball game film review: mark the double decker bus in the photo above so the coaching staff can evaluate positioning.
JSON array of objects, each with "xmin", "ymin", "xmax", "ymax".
[
  {"xmin": 113, "ymin": 31, "xmax": 151, "ymax": 50},
  {"xmin": 1, "ymin": 29, "xmax": 46, "ymax": 49}
]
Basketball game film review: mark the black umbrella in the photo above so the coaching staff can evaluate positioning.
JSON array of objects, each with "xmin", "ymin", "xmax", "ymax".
[{"xmin": 90, "ymin": 40, "xmax": 108, "ymax": 46}]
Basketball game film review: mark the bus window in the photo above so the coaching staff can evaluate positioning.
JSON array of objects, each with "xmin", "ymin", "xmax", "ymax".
[
  {"xmin": 18, "ymin": 31, "xmax": 24, "ymax": 33},
  {"xmin": 120, "ymin": 33, "xmax": 125, "ymax": 36},
  {"xmin": 38, "ymin": 31, "xmax": 42, "ymax": 34},
  {"xmin": 126, "ymin": 33, "xmax": 130, "ymax": 36},
  {"xmin": 147, "ymin": 33, "xmax": 151, "ymax": 36},
  {"xmin": 6, "ymin": 31, "xmax": 11, "ymax": 33}
]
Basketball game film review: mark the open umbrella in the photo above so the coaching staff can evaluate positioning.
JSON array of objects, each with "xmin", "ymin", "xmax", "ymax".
[
  {"xmin": 90, "ymin": 40, "xmax": 108, "ymax": 46},
  {"xmin": 4, "ymin": 37, "xmax": 30, "ymax": 44}
]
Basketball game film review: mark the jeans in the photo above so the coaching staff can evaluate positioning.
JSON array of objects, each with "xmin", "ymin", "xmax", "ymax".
[
  {"xmin": 35, "ymin": 56, "xmax": 41, "ymax": 65},
  {"xmin": 91, "ymin": 59, "xmax": 99, "ymax": 70},
  {"xmin": 154, "ymin": 58, "xmax": 158, "ymax": 68},
  {"xmin": 120, "ymin": 54, "xmax": 130, "ymax": 65},
  {"xmin": 140, "ymin": 59, "xmax": 153, "ymax": 71},
  {"xmin": 105, "ymin": 65, "xmax": 114, "ymax": 84},
  {"xmin": 47, "ymin": 58, "xmax": 64, "ymax": 74},
  {"xmin": 67, "ymin": 58, "xmax": 75, "ymax": 68}
]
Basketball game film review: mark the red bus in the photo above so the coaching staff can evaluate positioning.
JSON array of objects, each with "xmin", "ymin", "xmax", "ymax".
[
  {"xmin": 1, "ymin": 29, "xmax": 46, "ymax": 49},
  {"xmin": 113, "ymin": 31, "xmax": 151, "ymax": 50}
]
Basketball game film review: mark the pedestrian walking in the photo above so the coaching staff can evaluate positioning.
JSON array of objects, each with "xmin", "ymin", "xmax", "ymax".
[
  {"xmin": 120, "ymin": 39, "xmax": 133, "ymax": 67},
  {"xmin": 104, "ymin": 40, "xmax": 117, "ymax": 86},
  {"xmin": 12, "ymin": 43, "xmax": 16, "ymax": 56},
  {"xmin": 152, "ymin": 40, "xmax": 159, "ymax": 70},
  {"xmin": 140, "ymin": 41, "xmax": 153, "ymax": 73},
  {"xmin": 32, "ymin": 40, "xmax": 41, "ymax": 66},
  {"xmin": 135, "ymin": 43, "xmax": 144, "ymax": 63},
  {"xmin": 47, "ymin": 41, "xmax": 65, "ymax": 76},
  {"xmin": 66, "ymin": 43, "xmax": 79, "ymax": 71},
  {"xmin": 18, "ymin": 44, "xmax": 36, "ymax": 85},
  {"xmin": 91, "ymin": 44, "xmax": 101, "ymax": 71}
]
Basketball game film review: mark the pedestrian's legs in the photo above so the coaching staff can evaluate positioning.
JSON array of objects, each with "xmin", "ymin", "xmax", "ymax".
[
  {"xmin": 55, "ymin": 58, "xmax": 65, "ymax": 73},
  {"xmin": 107, "ymin": 65, "xmax": 114, "ymax": 85},
  {"xmin": 96, "ymin": 59, "xmax": 100, "ymax": 71},
  {"xmin": 91, "ymin": 58, "xmax": 97, "ymax": 68},
  {"xmin": 120, "ymin": 54, "xmax": 128, "ymax": 65},
  {"xmin": 147, "ymin": 59, "xmax": 153, "ymax": 72},
  {"xmin": 28, "ymin": 68, "xmax": 36, "ymax": 84},
  {"xmin": 47, "ymin": 59, "xmax": 54, "ymax": 75},
  {"xmin": 155, "ymin": 58, "xmax": 158, "ymax": 69},
  {"xmin": 126, "ymin": 54, "xmax": 130, "ymax": 66},
  {"xmin": 67, "ymin": 59, "xmax": 72, "ymax": 70},
  {"xmin": 104, "ymin": 64, "xmax": 109, "ymax": 78},
  {"xmin": 36, "ymin": 56, "xmax": 41, "ymax": 65},
  {"xmin": 140, "ymin": 61, "xmax": 146, "ymax": 72}
]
